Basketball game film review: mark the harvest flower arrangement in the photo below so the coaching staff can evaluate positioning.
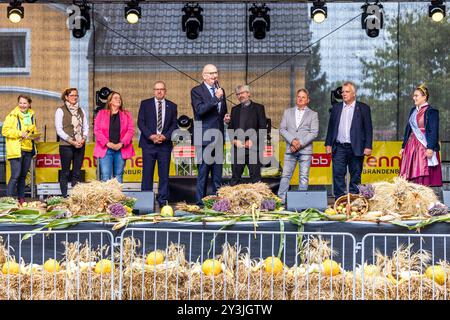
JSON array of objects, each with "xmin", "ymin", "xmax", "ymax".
[
  {"xmin": 0, "ymin": 179, "xmax": 137, "ymax": 231},
  {"xmin": 199, "ymin": 183, "xmax": 283, "ymax": 214}
]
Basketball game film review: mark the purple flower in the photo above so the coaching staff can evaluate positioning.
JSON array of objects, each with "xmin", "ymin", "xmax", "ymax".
[
  {"xmin": 261, "ymin": 199, "xmax": 276, "ymax": 211},
  {"xmin": 358, "ymin": 184, "xmax": 375, "ymax": 199},
  {"xmin": 212, "ymin": 199, "xmax": 231, "ymax": 212},
  {"xmin": 428, "ymin": 202, "xmax": 449, "ymax": 216},
  {"xmin": 108, "ymin": 203, "xmax": 127, "ymax": 218},
  {"xmin": 55, "ymin": 212, "xmax": 67, "ymax": 219}
]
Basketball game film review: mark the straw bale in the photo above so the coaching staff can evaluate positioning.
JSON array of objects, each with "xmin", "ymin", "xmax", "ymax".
[
  {"xmin": 290, "ymin": 272, "xmax": 353, "ymax": 300},
  {"xmin": 0, "ymin": 272, "xmax": 71, "ymax": 300},
  {"xmin": 121, "ymin": 263, "xmax": 189, "ymax": 300},
  {"xmin": 184, "ymin": 268, "xmax": 236, "ymax": 300},
  {"xmin": 234, "ymin": 264, "xmax": 290, "ymax": 300},
  {"xmin": 216, "ymin": 182, "xmax": 279, "ymax": 214},
  {"xmin": 355, "ymin": 275, "xmax": 397, "ymax": 300},
  {"xmin": 118, "ymin": 240, "xmax": 189, "ymax": 300},
  {"xmin": 389, "ymin": 277, "xmax": 447, "ymax": 300},
  {"xmin": 74, "ymin": 271, "xmax": 116, "ymax": 300},
  {"xmin": 65, "ymin": 179, "xmax": 127, "ymax": 215}
]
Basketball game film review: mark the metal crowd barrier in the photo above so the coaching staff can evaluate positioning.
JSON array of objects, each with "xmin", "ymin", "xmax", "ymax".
[
  {"xmin": 117, "ymin": 228, "xmax": 357, "ymax": 300},
  {"xmin": 1, "ymin": 228, "xmax": 449, "ymax": 300},
  {"xmin": 360, "ymin": 233, "xmax": 450, "ymax": 300},
  {"xmin": 0, "ymin": 230, "xmax": 115, "ymax": 300}
]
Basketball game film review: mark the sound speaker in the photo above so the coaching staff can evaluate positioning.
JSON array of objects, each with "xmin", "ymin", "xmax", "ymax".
[
  {"xmin": 123, "ymin": 191, "xmax": 154, "ymax": 214},
  {"xmin": 287, "ymin": 190, "xmax": 328, "ymax": 211}
]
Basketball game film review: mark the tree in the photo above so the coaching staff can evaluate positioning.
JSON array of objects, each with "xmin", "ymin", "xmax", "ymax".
[
  {"xmin": 305, "ymin": 43, "xmax": 330, "ymax": 139},
  {"xmin": 361, "ymin": 13, "xmax": 450, "ymax": 140}
]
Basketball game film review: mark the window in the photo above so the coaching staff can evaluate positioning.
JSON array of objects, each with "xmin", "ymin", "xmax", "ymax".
[{"xmin": 0, "ymin": 29, "xmax": 30, "ymax": 74}]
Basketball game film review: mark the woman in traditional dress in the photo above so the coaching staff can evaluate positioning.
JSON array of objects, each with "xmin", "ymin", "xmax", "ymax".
[{"xmin": 399, "ymin": 85, "xmax": 442, "ymax": 186}]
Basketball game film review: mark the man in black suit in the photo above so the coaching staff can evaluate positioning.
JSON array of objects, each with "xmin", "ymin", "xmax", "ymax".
[
  {"xmin": 191, "ymin": 64, "xmax": 229, "ymax": 206},
  {"xmin": 138, "ymin": 80, "xmax": 178, "ymax": 207},
  {"xmin": 228, "ymin": 84, "xmax": 267, "ymax": 185},
  {"xmin": 325, "ymin": 81, "xmax": 373, "ymax": 199}
]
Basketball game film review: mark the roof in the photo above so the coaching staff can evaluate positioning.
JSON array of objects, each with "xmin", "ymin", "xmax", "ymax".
[{"xmin": 93, "ymin": 3, "xmax": 311, "ymax": 56}]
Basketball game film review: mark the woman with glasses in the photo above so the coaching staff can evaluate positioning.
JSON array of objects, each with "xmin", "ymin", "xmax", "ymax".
[
  {"xmin": 2, "ymin": 95, "xmax": 39, "ymax": 204},
  {"xmin": 94, "ymin": 91, "xmax": 135, "ymax": 183},
  {"xmin": 55, "ymin": 88, "xmax": 89, "ymax": 197},
  {"xmin": 400, "ymin": 84, "xmax": 442, "ymax": 187}
]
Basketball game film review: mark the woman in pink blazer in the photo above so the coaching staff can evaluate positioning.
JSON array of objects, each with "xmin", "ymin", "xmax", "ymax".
[{"xmin": 94, "ymin": 91, "xmax": 135, "ymax": 183}]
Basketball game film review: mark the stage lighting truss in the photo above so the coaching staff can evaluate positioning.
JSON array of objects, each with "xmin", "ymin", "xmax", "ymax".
[
  {"xmin": 7, "ymin": 1, "xmax": 24, "ymax": 24},
  {"xmin": 69, "ymin": 1, "xmax": 91, "ymax": 39},
  {"xmin": 182, "ymin": 3, "xmax": 203, "ymax": 40},
  {"xmin": 429, "ymin": 0, "xmax": 446, "ymax": 22},
  {"xmin": 311, "ymin": 1, "xmax": 327, "ymax": 24},
  {"xmin": 125, "ymin": 0, "xmax": 141, "ymax": 24},
  {"xmin": 361, "ymin": 1, "xmax": 384, "ymax": 38},
  {"xmin": 249, "ymin": 3, "xmax": 270, "ymax": 40}
]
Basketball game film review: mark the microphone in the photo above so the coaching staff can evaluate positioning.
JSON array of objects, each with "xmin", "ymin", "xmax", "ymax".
[{"xmin": 214, "ymin": 80, "xmax": 220, "ymax": 89}]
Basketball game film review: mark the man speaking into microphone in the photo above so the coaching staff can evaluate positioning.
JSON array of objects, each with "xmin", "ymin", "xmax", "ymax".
[{"xmin": 191, "ymin": 64, "xmax": 230, "ymax": 206}]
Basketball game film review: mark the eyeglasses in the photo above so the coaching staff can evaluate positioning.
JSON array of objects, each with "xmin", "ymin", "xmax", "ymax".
[
  {"xmin": 154, "ymin": 88, "xmax": 166, "ymax": 91},
  {"xmin": 204, "ymin": 71, "xmax": 218, "ymax": 75},
  {"xmin": 68, "ymin": 94, "xmax": 79, "ymax": 97}
]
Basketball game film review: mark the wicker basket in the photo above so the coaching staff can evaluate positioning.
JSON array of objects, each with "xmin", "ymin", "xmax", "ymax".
[{"xmin": 333, "ymin": 194, "xmax": 369, "ymax": 215}]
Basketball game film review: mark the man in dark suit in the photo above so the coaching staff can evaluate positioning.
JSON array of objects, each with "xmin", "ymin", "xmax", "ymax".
[
  {"xmin": 138, "ymin": 80, "xmax": 178, "ymax": 207},
  {"xmin": 325, "ymin": 81, "xmax": 373, "ymax": 199},
  {"xmin": 228, "ymin": 84, "xmax": 267, "ymax": 185},
  {"xmin": 191, "ymin": 64, "xmax": 229, "ymax": 205}
]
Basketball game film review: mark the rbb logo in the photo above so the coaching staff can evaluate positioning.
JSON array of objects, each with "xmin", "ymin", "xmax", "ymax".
[
  {"xmin": 311, "ymin": 153, "xmax": 331, "ymax": 167},
  {"xmin": 36, "ymin": 154, "xmax": 61, "ymax": 168}
]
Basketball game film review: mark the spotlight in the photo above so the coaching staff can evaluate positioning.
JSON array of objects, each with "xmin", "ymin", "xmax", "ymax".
[
  {"xmin": 249, "ymin": 3, "xmax": 270, "ymax": 40},
  {"xmin": 95, "ymin": 87, "xmax": 111, "ymax": 112},
  {"xmin": 330, "ymin": 86, "xmax": 343, "ymax": 105},
  {"xmin": 429, "ymin": 1, "xmax": 446, "ymax": 22},
  {"xmin": 7, "ymin": 1, "xmax": 24, "ymax": 24},
  {"xmin": 361, "ymin": 2, "xmax": 384, "ymax": 38},
  {"xmin": 177, "ymin": 115, "xmax": 193, "ymax": 132},
  {"xmin": 125, "ymin": 1, "xmax": 141, "ymax": 24},
  {"xmin": 182, "ymin": 3, "xmax": 203, "ymax": 40},
  {"xmin": 311, "ymin": 1, "xmax": 327, "ymax": 23},
  {"xmin": 70, "ymin": 1, "xmax": 91, "ymax": 39}
]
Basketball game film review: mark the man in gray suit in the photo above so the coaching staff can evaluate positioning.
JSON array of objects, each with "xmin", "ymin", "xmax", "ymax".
[{"xmin": 277, "ymin": 88, "xmax": 319, "ymax": 203}]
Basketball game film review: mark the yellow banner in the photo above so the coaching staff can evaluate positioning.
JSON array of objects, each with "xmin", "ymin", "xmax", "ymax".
[
  {"xmin": 33, "ymin": 142, "xmax": 176, "ymax": 184},
  {"xmin": 282, "ymin": 141, "xmax": 403, "ymax": 185},
  {"xmin": 6, "ymin": 141, "xmax": 402, "ymax": 185}
]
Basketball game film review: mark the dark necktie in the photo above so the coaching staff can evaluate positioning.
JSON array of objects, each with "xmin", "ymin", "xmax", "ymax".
[{"xmin": 157, "ymin": 100, "xmax": 163, "ymax": 133}]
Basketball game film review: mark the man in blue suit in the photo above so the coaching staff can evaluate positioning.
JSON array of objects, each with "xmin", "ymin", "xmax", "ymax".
[
  {"xmin": 191, "ymin": 64, "xmax": 229, "ymax": 206},
  {"xmin": 325, "ymin": 81, "xmax": 373, "ymax": 199},
  {"xmin": 138, "ymin": 80, "xmax": 178, "ymax": 207}
]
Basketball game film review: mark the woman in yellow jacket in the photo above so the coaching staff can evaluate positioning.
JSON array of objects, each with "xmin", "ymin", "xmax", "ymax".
[{"xmin": 2, "ymin": 95, "xmax": 38, "ymax": 204}]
